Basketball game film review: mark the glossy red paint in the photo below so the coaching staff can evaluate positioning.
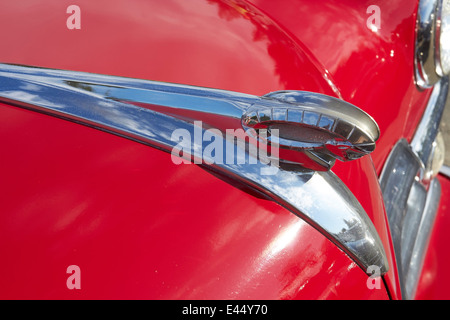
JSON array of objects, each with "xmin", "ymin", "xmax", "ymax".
[
  {"xmin": 0, "ymin": 0, "xmax": 439, "ymax": 299},
  {"xmin": 0, "ymin": 0, "xmax": 402, "ymax": 299},
  {"xmin": 0, "ymin": 0, "xmax": 336, "ymax": 97},
  {"xmin": 414, "ymin": 174, "xmax": 450, "ymax": 300},
  {"xmin": 0, "ymin": 103, "xmax": 388, "ymax": 299},
  {"xmin": 248, "ymin": 0, "xmax": 433, "ymax": 174}
]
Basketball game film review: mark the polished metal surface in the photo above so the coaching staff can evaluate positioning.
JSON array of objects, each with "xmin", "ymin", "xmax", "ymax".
[
  {"xmin": 404, "ymin": 178, "xmax": 441, "ymax": 299},
  {"xmin": 415, "ymin": 0, "xmax": 449, "ymax": 88},
  {"xmin": 0, "ymin": 63, "xmax": 388, "ymax": 275},
  {"xmin": 0, "ymin": 64, "xmax": 380, "ymax": 172},
  {"xmin": 242, "ymin": 91, "xmax": 379, "ymax": 170},
  {"xmin": 380, "ymin": 140, "xmax": 439, "ymax": 299},
  {"xmin": 411, "ymin": 76, "xmax": 449, "ymax": 165}
]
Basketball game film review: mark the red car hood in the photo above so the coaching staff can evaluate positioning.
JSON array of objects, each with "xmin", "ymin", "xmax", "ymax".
[
  {"xmin": 0, "ymin": 0, "xmax": 402, "ymax": 298},
  {"xmin": 0, "ymin": 0, "xmax": 338, "ymax": 97}
]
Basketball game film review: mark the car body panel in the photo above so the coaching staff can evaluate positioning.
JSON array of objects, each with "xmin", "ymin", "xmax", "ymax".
[
  {"xmin": 0, "ymin": 0, "xmax": 446, "ymax": 299},
  {"xmin": 0, "ymin": 0, "xmax": 337, "ymax": 97},
  {"xmin": 0, "ymin": 102, "xmax": 389, "ymax": 299}
]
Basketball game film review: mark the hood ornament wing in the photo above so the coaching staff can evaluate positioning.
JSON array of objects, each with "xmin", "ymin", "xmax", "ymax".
[{"xmin": 242, "ymin": 91, "xmax": 380, "ymax": 171}]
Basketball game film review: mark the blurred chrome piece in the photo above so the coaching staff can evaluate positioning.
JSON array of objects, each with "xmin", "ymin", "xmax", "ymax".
[
  {"xmin": 404, "ymin": 178, "xmax": 441, "ymax": 298},
  {"xmin": 425, "ymin": 131, "xmax": 445, "ymax": 182},
  {"xmin": 380, "ymin": 140, "xmax": 426, "ymax": 299},
  {"xmin": 440, "ymin": 164, "xmax": 450, "ymax": 177},
  {"xmin": 411, "ymin": 76, "xmax": 448, "ymax": 168},
  {"xmin": 380, "ymin": 141, "xmax": 442, "ymax": 299},
  {"xmin": 415, "ymin": 0, "xmax": 441, "ymax": 87},
  {"xmin": 415, "ymin": 0, "xmax": 450, "ymax": 88},
  {"xmin": 380, "ymin": 76, "xmax": 448, "ymax": 299},
  {"xmin": 242, "ymin": 91, "xmax": 379, "ymax": 171},
  {"xmin": 440, "ymin": 0, "xmax": 450, "ymax": 75},
  {"xmin": 0, "ymin": 63, "xmax": 388, "ymax": 275}
]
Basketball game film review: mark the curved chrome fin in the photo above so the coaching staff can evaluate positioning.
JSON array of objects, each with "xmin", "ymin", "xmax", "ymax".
[
  {"xmin": 0, "ymin": 63, "xmax": 388, "ymax": 275},
  {"xmin": 242, "ymin": 91, "xmax": 380, "ymax": 171}
]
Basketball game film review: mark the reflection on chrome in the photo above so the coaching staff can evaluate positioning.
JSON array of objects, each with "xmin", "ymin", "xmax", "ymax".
[
  {"xmin": 415, "ymin": 0, "xmax": 450, "ymax": 87},
  {"xmin": 243, "ymin": 90, "xmax": 379, "ymax": 171},
  {"xmin": 0, "ymin": 63, "xmax": 388, "ymax": 275}
]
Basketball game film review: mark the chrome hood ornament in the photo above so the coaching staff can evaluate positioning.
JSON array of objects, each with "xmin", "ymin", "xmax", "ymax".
[
  {"xmin": 0, "ymin": 63, "xmax": 388, "ymax": 275},
  {"xmin": 242, "ymin": 91, "xmax": 380, "ymax": 171}
]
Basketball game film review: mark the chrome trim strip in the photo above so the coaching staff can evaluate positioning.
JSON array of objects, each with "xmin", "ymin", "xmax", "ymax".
[
  {"xmin": 380, "ymin": 140, "xmax": 441, "ymax": 299},
  {"xmin": 405, "ymin": 178, "xmax": 441, "ymax": 299},
  {"xmin": 411, "ymin": 76, "xmax": 449, "ymax": 165},
  {"xmin": 0, "ymin": 63, "xmax": 389, "ymax": 274}
]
